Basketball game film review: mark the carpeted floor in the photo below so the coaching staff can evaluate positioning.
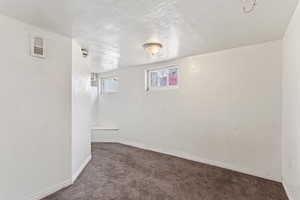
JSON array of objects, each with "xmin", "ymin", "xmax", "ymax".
[{"xmin": 43, "ymin": 143, "xmax": 288, "ymax": 200}]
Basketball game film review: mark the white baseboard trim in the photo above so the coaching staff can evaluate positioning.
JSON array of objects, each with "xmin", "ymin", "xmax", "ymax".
[
  {"xmin": 25, "ymin": 155, "xmax": 91, "ymax": 200},
  {"xmin": 91, "ymin": 129, "xmax": 120, "ymax": 143},
  {"xmin": 72, "ymin": 155, "xmax": 92, "ymax": 183},
  {"xmin": 283, "ymin": 181, "xmax": 293, "ymax": 200},
  {"xmin": 118, "ymin": 139, "xmax": 281, "ymax": 182},
  {"xmin": 25, "ymin": 179, "xmax": 72, "ymax": 200},
  {"xmin": 282, "ymin": 181, "xmax": 300, "ymax": 200}
]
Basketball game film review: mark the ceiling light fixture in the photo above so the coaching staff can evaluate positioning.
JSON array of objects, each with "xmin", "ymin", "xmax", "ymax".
[{"xmin": 143, "ymin": 42, "xmax": 163, "ymax": 56}]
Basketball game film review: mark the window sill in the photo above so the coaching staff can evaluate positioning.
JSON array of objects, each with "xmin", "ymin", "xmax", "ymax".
[{"xmin": 91, "ymin": 127, "xmax": 119, "ymax": 131}]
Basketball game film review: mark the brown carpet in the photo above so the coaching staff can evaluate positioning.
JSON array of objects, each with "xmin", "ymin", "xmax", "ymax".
[{"xmin": 43, "ymin": 143, "xmax": 288, "ymax": 200}]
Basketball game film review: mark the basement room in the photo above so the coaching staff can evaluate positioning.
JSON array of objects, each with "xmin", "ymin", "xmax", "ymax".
[{"xmin": 0, "ymin": 0, "xmax": 299, "ymax": 199}]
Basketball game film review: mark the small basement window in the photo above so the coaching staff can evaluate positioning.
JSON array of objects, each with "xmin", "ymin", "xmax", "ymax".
[
  {"xmin": 101, "ymin": 77, "xmax": 119, "ymax": 95},
  {"xmin": 146, "ymin": 66, "xmax": 179, "ymax": 91}
]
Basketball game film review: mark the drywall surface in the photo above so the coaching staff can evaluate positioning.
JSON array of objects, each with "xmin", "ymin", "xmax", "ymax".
[
  {"xmin": 282, "ymin": 1, "xmax": 300, "ymax": 199},
  {"xmin": 97, "ymin": 41, "xmax": 282, "ymax": 181},
  {"xmin": 72, "ymin": 40, "xmax": 98, "ymax": 181},
  {"xmin": 0, "ymin": 14, "xmax": 72, "ymax": 200}
]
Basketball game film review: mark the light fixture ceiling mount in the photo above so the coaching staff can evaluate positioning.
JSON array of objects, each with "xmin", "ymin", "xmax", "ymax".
[
  {"xmin": 143, "ymin": 42, "xmax": 163, "ymax": 56},
  {"xmin": 241, "ymin": 0, "xmax": 257, "ymax": 14}
]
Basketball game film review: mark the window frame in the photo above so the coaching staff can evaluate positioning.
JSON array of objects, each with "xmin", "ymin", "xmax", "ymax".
[
  {"xmin": 100, "ymin": 76, "xmax": 119, "ymax": 95},
  {"xmin": 145, "ymin": 65, "xmax": 179, "ymax": 91}
]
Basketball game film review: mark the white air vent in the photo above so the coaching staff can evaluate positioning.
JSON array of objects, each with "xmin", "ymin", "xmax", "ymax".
[
  {"xmin": 91, "ymin": 72, "xmax": 99, "ymax": 87},
  {"xmin": 31, "ymin": 36, "xmax": 46, "ymax": 58}
]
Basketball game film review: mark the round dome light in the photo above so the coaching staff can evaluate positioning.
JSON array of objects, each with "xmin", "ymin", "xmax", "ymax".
[{"xmin": 143, "ymin": 42, "xmax": 163, "ymax": 55}]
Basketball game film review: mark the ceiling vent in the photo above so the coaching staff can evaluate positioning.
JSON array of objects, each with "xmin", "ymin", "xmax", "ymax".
[{"xmin": 31, "ymin": 36, "xmax": 46, "ymax": 58}]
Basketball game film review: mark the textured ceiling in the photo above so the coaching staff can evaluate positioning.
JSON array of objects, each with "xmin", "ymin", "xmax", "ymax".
[
  {"xmin": 0, "ymin": 0, "xmax": 299, "ymax": 71},
  {"xmin": 0, "ymin": 0, "xmax": 73, "ymax": 36}
]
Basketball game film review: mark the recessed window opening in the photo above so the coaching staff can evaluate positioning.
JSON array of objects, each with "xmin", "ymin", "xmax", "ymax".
[
  {"xmin": 101, "ymin": 76, "xmax": 119, "ymax": 95},
  {"xmin": 146, "ymin": 66, "xmax": 179, "ymax": 91}
]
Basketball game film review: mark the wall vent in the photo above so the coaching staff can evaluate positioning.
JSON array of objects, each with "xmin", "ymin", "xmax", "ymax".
[
  {"xmin": 31, "ymin": 36, "xmax": 46, "ymax": 58},
  {"xmin": 91, "ymin": 72, "xmax": 99, "ymax": 87}
]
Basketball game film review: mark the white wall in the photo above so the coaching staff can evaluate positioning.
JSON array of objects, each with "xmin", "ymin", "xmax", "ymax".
[
  {"xmin": 0, "ymin": 14, "xmax": 72, "ymax": 200},
  {"xmin": 282, "ymin": 1, "xmax": 300, "ymax": 199},
  {"xmin": 72, "ymin": 40, "xmax": 98, "ymax": 181},
  {"xmin": 96, "ymin": 41, "xmax": 283, "ymax": 181}
]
